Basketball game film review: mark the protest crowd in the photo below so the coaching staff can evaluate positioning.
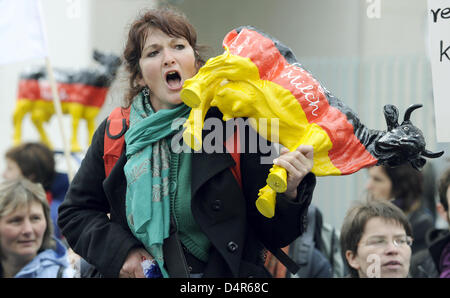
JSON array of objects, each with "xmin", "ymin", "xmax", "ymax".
[{"xmin": 1, "ymin": 2, "xmax": 449, "ymax": 280}]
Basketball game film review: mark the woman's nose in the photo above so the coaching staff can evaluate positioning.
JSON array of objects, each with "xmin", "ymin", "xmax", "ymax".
[
  {"xmin": 21, "ymin": 219, "xmax": 33, "ymax": 235},
  {"xmin": 163, "ymin": 51, "xmax": 175, "ymax": 66},
  {"xmin": 384, "ymin": 241, "xmax": 400, "ymax": 255},
  {"xmin": 164, "ymin": 59, "xmax": 175, "ymax": 66}
]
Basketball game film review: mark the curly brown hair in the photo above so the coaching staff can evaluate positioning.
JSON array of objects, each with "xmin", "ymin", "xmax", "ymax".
[{"xmin": 122, "ymin": 7, "xmax": 206, "ymax": 107}]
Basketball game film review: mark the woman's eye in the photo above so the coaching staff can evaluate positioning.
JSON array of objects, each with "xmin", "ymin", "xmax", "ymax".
[
  {"xmin": 368, "ymin": 238, "xmax": 385, "ymax": 246},
  {"xmin": 175, "ymin": 44, "xmax": 185, "ymax": 50},
  {"xmin": 148, "ymin": 51, "xmax": 159, "ymax": 57},
  {"xmin": 8, "ymin": 218, "xmax": 21, "ymax": 224},
  {"xmin": 31, "ymin": 216, "xmax": 42, "ymax": 222}
]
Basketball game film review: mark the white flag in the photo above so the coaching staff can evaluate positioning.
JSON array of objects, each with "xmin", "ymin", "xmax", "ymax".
[
  {"xmin": 428, "ymin": 0, "xmax": 450, "ymax": 142},
  {"xmin": 0, "ymin": 0, "xmax": 48, "ymax": 65}
]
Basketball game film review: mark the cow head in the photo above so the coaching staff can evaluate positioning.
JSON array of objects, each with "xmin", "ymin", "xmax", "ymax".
[
  {"xmin": 375, "ymin": 104, "xmax": 444, "ymax": 169},
  {"xmin": 93, "ymin": 49, "xmax": 122, "ymax": 77}
]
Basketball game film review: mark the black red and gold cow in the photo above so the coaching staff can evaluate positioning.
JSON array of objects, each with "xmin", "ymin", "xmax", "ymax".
[
  {"xmin": 13, "ymin": 50, "xmax": 121, "ymax": 152},
  {"xmin": 181, "ymin": 26, "xmax": 443, "ymax": 217}
]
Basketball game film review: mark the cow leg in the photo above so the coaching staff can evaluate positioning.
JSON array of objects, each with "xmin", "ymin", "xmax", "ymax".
[
  {"xmin": 31, "ymin": 101, "xmax": 53, "ymax": 149},
  {"xmin": 85, "ymin": 106, "xmax": 100, "ymax": 146},
  {"xmin": 69, "ymin": 102, "xmax": 83, "ymax": 152},
  {"xmin": 13, "ymin": 99, "xmax": 33, "ymax": 145}
]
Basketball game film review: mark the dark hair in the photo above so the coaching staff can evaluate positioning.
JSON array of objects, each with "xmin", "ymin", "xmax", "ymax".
[
  {"xmin": 123, "ymin": 7, "xmax": 206, "ymax": 107},
  {"xmin": 438, "ymin": 167, "xmax": 450, "ymax": 211},
  {"xmin": 5, "ymin": 142, "xmax": 55, "ymax": 190},
  {"xmin": 340, "ymin": 200, "xmax": 412, "ymax": 278},
  {"xmin": 382, "ymin": 164, "xmax": 423, "ymax": 213}
]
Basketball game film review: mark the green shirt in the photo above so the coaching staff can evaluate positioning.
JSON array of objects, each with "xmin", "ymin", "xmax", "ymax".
[{"xmin": 169, "ymin": 151, "xmax": 211, "ymax": 262}]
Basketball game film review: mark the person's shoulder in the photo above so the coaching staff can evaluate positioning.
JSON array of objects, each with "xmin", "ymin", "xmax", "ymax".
[
  {"xmin": 311, "ymin": 248, "xmax": 333, "ymax": 278},
  {"xmin": 427, "ymin": 229, "xmax": 450, "ymax": 270},
  {"xmin": 87, "ymin": 116, "xmax": 108, "ymax": 153},
  {"xmin": 410, "ymin": 248, "xmax": 439, "ymax": 278},
  {"xmin": 97, "ymin": 116, "xmax": 108, "ymax": 135},
  {"xmin": 410, "ymin": 207, "xmax": 434, "ymax": 227},
  {"xmin": 34, "ymin": 239, "xmax": 72, "ymax": 277}
]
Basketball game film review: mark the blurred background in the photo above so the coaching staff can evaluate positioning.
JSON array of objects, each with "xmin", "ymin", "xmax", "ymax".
[{"xmin": 0, "ymin": 0, "xmax": 448, "ymax": 230}]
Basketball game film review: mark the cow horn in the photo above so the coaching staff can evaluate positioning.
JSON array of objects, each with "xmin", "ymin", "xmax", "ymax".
[
  {"xmin": 422, "ymin": 149, "xmax": 444, "ymax": 158},
  {"xmin": 403, "ymin": 104, "xmax": 423, "ymax": 122}
]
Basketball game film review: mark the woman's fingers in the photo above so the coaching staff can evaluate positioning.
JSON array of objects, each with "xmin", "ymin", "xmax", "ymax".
[
  {"xmin": 297, "ymin": 145, "xmax": 314, "ymax": 161},
  {"xmin": 273, "ymin": 145, "xmax": 314, "ymax": 198},
  {"xmin": 275, "ymin": 145, "xmax": 313, "ymax": 174}
]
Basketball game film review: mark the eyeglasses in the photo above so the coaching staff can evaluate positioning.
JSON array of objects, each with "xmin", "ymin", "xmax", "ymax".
[{"xmin": 362, "ymin": 235, "xmax": 413, "ymax": 248}]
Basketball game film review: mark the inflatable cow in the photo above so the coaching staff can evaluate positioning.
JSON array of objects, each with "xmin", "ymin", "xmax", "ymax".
[{"xmin": 180, "ymin": 26, "xmax": 444, "ymax": 218}]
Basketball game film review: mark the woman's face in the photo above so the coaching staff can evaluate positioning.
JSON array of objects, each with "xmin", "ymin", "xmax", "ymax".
[
  {"xmin": 366, "ymin": 166, "xmax": 392, "ymax": 200},
  {"xmin": 346, "ymin": 217, "xmax": 411, "ymax": 278},
  {"xmin": 138, "ymin": 27, "xmax": 197, "ymax": 111},
  {"xmin": 0, "ymin": 200, "xmax": 47, "ymax": 263},
  {"xmin": 2, "ymin": 159, "xmax": 23, "ymax": 181}
]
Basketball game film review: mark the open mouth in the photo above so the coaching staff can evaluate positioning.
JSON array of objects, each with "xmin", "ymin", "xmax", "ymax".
[{"xmin": 165, "ymin": 71, "xmax": 182, "ymax": 90}]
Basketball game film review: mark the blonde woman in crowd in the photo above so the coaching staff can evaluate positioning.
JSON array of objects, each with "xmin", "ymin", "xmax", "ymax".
[{"xmin": 0, "ymin": 179, "xmax": 73, "ymax": 278}]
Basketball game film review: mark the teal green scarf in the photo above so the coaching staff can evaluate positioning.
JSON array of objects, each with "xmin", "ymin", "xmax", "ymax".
[{"xmin": 123, "ymin": 92, "xmax": 190, "ymax": 277}]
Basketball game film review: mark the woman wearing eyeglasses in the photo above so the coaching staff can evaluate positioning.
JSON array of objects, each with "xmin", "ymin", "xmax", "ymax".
[{"xmin": 340, "ymin": 200, "xmax": 413, "ymax": 278}]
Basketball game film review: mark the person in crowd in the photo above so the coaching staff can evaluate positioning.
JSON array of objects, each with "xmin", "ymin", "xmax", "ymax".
[
  {"xmin": 58, "ymin": 7, "xmax": 316, "ymax": 278},
  {"xmin": 0, "ymin": 179, "xmax": 73, "ymax": 277},
  {"xmin": 366, "ymin": 164, "xmax": 434, "ymax": 254},
  {"xmin": 410, "ymin": 167, "xmax": 450, "ymax": 278},
  {"xmin": 340, "ymin": 200, "xmax": 413, "ymax": 278},
  {"xmin": 3, "ymin": 142, "xmax": 69, "ymax": 239}
]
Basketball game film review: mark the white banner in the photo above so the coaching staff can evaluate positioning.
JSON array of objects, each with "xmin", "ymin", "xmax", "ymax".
[
  {"xmin": 0, "ymin": 0, "xmax": 48, "ymax": 65},
  {"xmin": 428, "ymin": 0, "xmax": 450, "ymax": 142}
]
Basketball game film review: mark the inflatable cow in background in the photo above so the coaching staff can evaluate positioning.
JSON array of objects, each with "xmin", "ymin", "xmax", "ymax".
[
  {"xmin": 13, "ymin": 50, "xmax": 121, "ymax": 152},
  {"xmin": 181, "ymin": 26, "xmax": 444, "ymax": 218}
]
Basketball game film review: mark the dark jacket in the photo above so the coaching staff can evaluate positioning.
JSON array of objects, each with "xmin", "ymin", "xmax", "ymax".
[
  {"xmin": 410, "ymin": 228, "xmax": 450, "ymax": 278},
  {"xmin": 58, "ymin": 108, "xmax": 316, "ymax": 278},
  {"xmin": 49, "ymin": 172, "xmax": 69, "ymax": 239},
  {"xmin": 408, "ymin": 207, "xmax": 435, "ymax": 254},
  {"xmin": 429, "ymin": 229, "xmax": 450, "ymax": 277}
]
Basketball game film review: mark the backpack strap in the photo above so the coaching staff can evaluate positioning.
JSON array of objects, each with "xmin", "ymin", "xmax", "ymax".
[
  {"xmin": 56, "ymin": 265, "xmax": 65, "ymax": 278},
  {"xmin": 103, "ymin": 107, "xmax": 130, "ymax": 177}
]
